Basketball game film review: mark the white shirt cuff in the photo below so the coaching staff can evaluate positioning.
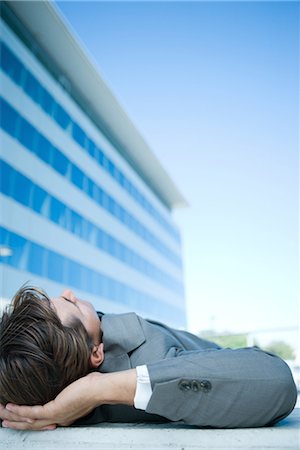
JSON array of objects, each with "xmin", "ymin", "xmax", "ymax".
[{"xmin": 134, "ymin": 365, "xmax": 152, "ymax": 410}]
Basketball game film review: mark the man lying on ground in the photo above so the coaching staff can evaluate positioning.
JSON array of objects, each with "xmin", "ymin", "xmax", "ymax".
[{"xmin": 0, "ymin": 286, "xmax": 297, "ymax": 430}]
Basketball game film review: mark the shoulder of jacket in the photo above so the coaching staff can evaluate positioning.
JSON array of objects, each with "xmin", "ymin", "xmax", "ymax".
[{"xmin": 101, "ymin": 312, "xmax": 146, "ymax": 354}]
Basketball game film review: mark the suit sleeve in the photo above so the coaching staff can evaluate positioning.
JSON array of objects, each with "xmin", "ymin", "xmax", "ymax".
[{"xmin": 145, "ymin": 347, "xmax": 297, "ymax": 428}]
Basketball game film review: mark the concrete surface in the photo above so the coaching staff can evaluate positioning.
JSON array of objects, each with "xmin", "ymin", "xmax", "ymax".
[{"xmin": 0, "ymin": 408, "xmax": 299, "ymax": 450}]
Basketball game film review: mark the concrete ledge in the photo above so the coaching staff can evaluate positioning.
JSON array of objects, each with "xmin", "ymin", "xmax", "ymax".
[{"xmin": 0, "ymin": 409, "xmax": 299, "ymax": 450}]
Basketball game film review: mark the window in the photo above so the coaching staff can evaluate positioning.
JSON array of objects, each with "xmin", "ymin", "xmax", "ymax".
[
  {"xmin": 127, "ymin": 214, "xmax": 134, "ymax": 231},
  {"xmin": 27, "ymin": 243, "xmax": 46, "ymax": 277},
  {"xmin": 84, "ymin": 177, "xmax": 94, "ymax": 198},
  {"xmin": 119, "ymin": 244, "xmax": 126, "ymax": 262},
  {"xmin": 39, "ymin": 87, "xmax": 55, "ymax": 115},
  {"xmin": 93, "ymin": 185, "xmax": 103, "ymax": 204},
  {"xmin": 128, "ymin": 182, "xmax": 134, "ymax": 197},
  {"xmin": 118, "ymin": 205, "xmax": 125, "ymax": 223},
  {"xmin": 119, "ymin": 172, "xmax": 125, "ymax": 187},
  {"xmin": 122, "ymin": 176, "xmax": 129, "ymax": 191},
  {"xmin": 70, "ymin": 164, "xmax": 84, "ymax": 190},
  {"xmin": 114, "ymin": 240, "xmax": 121, "ymax": 259},
  {"xmin": 86, "ymin": 270, "xmax": 97, "ymax": 295},
  {"xmin": 113, "ymin": 202, "xmax": 120, "ymax": 219},
  {"xmin": 6, "ymin": 230, "xmax": 27, "ymax": 269},
  {"xmin": 144, "ymin": 200, "xmax": 150, "ymax": 214},
  {"xmin": 86, "ymin": 138, "xmax": 95, "ymax": 158},
  {"xmin": 47, "ymin": 250, "xmax": 65, "ymax": 283},
  {"xmin": 109, "ymin": 278, "xmax": 118, "ymax": 301},
  {"xmin": 0, "ymin": 43, "xmax": 24, "ymax": 85},
  {"xmin": 113, "ymin": 167, "xmax": 120, "ymax": 182},
  {"xmin": 49, "ymin": 197, "xmax": 66, "ymax": 226},
  {"xmin": 121, "ymin": 284, "xmax": 131, "ymax": 307},
  {"xmin": 66, "ymin": 259, "xmax": 82, "ymax": 289},
  {"xmin": 100, "ymin": 276, "xmax": 110, "ymax": 298},
  {"xmin": 0, "ymin": 226, "xmax": 9, "ymax": 249},
  {"xmin": 53, "ymin": 103, "xmax": 71, "ymax": 130},
  {"xmin": 0, "ymin": 160, "xmax": 14, "ymax": 197},
  {"xmin": 107, "ymin": 196, "xmax": 115, "ymax": 214},
  {"xmin": 138, "ymin": 223, "xmax": 146, "ymax": 239},
  {"xmin": 131, "ymin": 254, "xmax": 139, "ymax": 270},
  {"xmin": 72, "ymin": 123, "xmax": 86, "ymax": 148},
  {"xmin": 107, "ymin": 235, "xmax": 115, "ymax": 256},
  {"xmin": 81, "ymin": 220, "xmax": 93, "ymax": 242},
  {"xmin": 31, "ymin": 184, "xmax": 48, "ymax": 214},
  {"xmin": 82, "ymin": 174, "xmax": 89, "ymax": 194},
  {"xmin": 19, "ymin": 118, "xmax": 36, "ymax": 153},
  {"xmin": 108, "ymin": 160, "xmax": 115, "ymax": 175},
  {"xmin": 0, "ymin": 98, "xmax": 20, "ymax": 138},
  {"xmin": 35, "ymin": 133, "xmax": 53, "ymax": 165},
  {"xmin": 52, "ymin": 148, "xmax": 69, "ymax": 176},
  {"xmin": 23, "ymin": 71, "xmax": 41, "ymax": 104},
  {"xmin": 101, "ymin": 233, "xmax": 109, "ymax": 253},
  {"xmin": 131, "ymin": 186, "xmax": 138, "ymax": 201},
  {"xmin": 136, "ymin": 190, "xmax": 143, "ymax": 205},
  {"xmin": 96, "ymin": 229, "xmax": 104, "ymax": 249},
  {"xmin": 95, "ymin": 147, "xmax": 104, "ymax": 165},
  {"xmin": 101, "ymin": 191, "xmax": 109, "ymax": 209},
  {"xmin": 13, "ymin": 171, "xmax": 31, "ymax": 207},
  {"xmin": 69, "ymin": 210, "xmax": 82, "ymax": 236},
  {"xmin": 122, "ymin": 210, "xmax": 129, "ymax": 226},
  {"xmin": 89, "ymin": 225, "xmax": 97, "ymax": 245},
  {"xmin": 144, "ymin": 261, "xmax": 151, "ymax": 277},
  {"xmin": 101, "ymin": 154, "xmax": 109, "ymax": 170}
]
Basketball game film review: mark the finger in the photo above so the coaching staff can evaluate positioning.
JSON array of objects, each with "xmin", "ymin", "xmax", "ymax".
[
  {"xmin": 0, "ymin": 405, "xmax": 34, "ymax": 423},
  {"xmin": 41, "ymin": 425, "xmax": 57, "ymax": 431},
  {"xmin": 6, "ymin": 403, "xmax": 47, "ymax": 420},
  {"xmin": 2, "ymin": 420, "xmax": 56, "ymax": 431}
]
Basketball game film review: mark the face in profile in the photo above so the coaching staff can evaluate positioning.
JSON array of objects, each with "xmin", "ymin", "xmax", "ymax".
[{"xmin": 50, "ymin": 289, "xmax": 101, "ymax": 346}]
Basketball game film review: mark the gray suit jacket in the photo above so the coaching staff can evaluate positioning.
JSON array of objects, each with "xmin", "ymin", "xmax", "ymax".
[{"xmin": 75, "ymin": 312, "xmax": 297, "ymax": 428}]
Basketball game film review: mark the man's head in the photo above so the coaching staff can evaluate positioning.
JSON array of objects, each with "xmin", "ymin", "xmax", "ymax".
[{"xmin": 0, "ymin": 286, "xmax": 104, "ymax": 406}]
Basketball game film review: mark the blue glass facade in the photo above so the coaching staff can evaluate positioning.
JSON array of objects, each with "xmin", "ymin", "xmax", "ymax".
[
  {"xmin": 0, "ymin": 97, "xmax": 181, "ymax": 268},
  {"xmin": 0, "ymin": 159, "xmax": 183, "ymax": 294},
  {"xmin": 0, "ymin": 226, "xmax": 182, "ymax": 323},
  {"xmin": 0, "ymin": 42, "xmax": 180, "ymax": 242},
  {"xmin": 0, "ymin": 11, "xmax": 185, "ymax": 327}
]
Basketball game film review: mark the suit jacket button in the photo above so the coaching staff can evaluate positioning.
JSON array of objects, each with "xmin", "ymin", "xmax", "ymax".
[
  {"xmin": 200, "ymin": 380, "xmax": 212, "ymax": 392},
  {"xmin": 191, "ymin": 380, "xmax": 200, "ymax": 392},
  {"xmin": 179, "ymin": 379, "xmax": 192, "ymax": 391}
]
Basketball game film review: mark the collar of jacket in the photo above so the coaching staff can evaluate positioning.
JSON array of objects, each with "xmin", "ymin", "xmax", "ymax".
[{"xmin": 99, "ymin": 312, "xmax": 146, "ymax": 372}]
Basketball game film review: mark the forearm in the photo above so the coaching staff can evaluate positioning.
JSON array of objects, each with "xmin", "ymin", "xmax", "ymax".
[
  {"xmin": 0, "ymin": 369, "xmax": 138, "ymax": 430},
  {"xmin": 145, "ymin": 347, "xmax": 297, "ymax": 427},
  {"xmin": 91, "ymin": 369, "xmax": 137, "ymax": 406}
]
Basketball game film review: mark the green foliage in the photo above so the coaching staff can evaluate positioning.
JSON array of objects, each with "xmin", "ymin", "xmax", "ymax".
[
  {"xmin": 199, "ymin": 330, "xmax": 247, "ymax": 348},
  {"xmin": 262, "ymin": 340, "xmax": 296, "ymax": 360},
  {"xmin": 199, "ymin": 331, "xmax": 296, "ymax": 360}
]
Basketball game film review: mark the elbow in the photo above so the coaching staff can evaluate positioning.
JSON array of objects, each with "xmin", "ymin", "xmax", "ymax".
[
  {"xmin": 239, "ymin": 349, "xmax": 298, "ymax": 427},
  {"xmin": 266, "ymin": 354, "xmax": 297, "ymax": 425}
]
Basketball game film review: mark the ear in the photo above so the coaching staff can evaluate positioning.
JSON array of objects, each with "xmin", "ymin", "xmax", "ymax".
[{"xmin": 89, "ymin": 343, "xmax": 104, "ymax": 368}]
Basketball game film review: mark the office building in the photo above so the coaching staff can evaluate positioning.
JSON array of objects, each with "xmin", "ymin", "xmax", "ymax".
[{"xmin": 0, "ymin": 1, "xmax": 186, "ymax": 327}]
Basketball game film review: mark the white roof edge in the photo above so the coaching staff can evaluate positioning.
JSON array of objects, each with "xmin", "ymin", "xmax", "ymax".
[{"xmin": 7, "ymin": 0, "xmax": 187, "ymax": 210}]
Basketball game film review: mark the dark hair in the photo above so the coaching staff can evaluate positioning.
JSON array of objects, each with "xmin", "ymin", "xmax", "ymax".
[{"xmin": 0, "ymin": 286, "xmax": 93, "ymax": 405}]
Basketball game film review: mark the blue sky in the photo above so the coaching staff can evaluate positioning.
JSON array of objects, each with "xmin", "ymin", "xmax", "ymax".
[{"xmin": 55, "ymin": 1, "xmax": 299, "ymax": 344}]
